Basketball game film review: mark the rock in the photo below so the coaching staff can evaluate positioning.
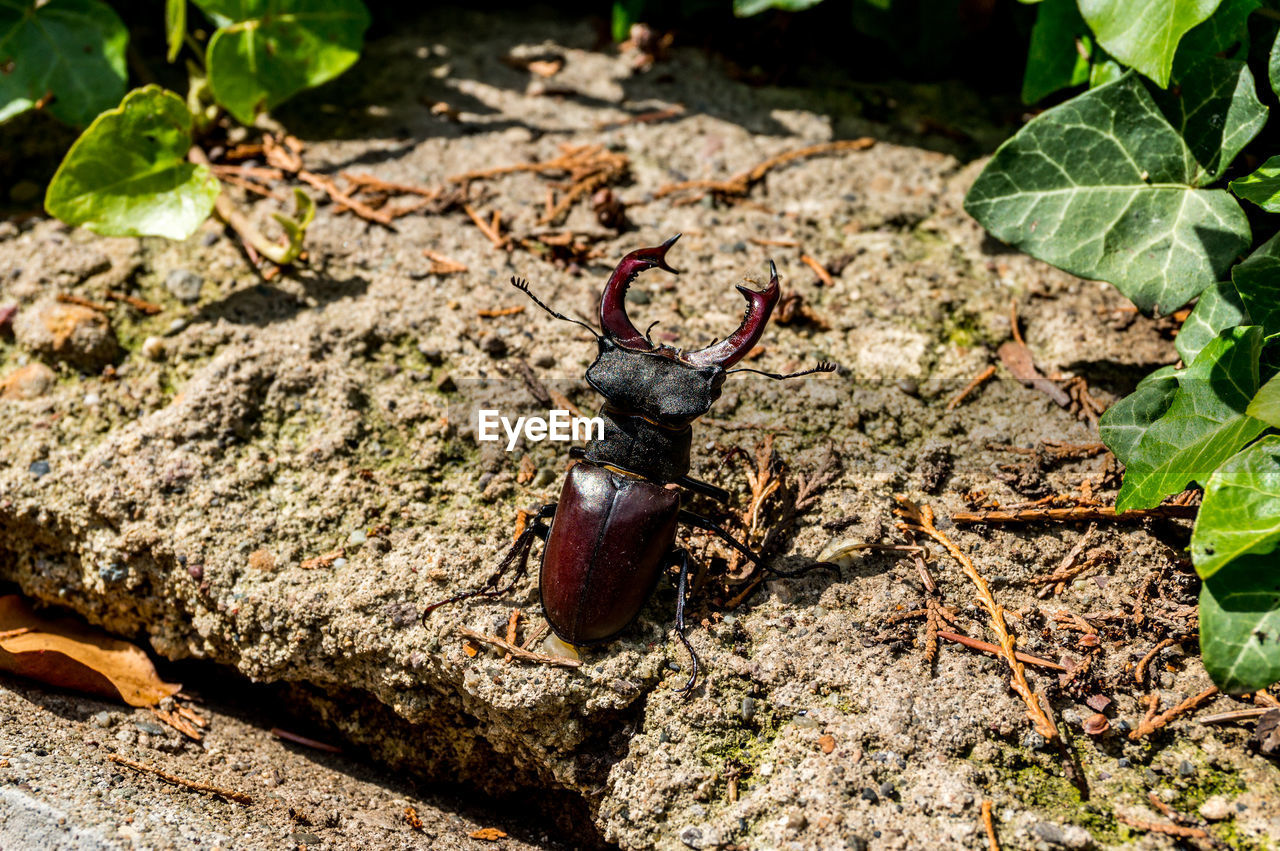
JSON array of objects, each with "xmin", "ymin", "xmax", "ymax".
[
  {"xmin": 13, "ymin": 299, "xmax": 117, "ymax": 370},
  {"xmin": 1032, "ymin": 821, "xmax": 1091, "ymax": 848},
  {"xmin": 0, "ymin": 363, "xmax": 55, "ymax": 400},
  {"xmin": 679, "ymin": 826, "xmax": 703, "ymax": 848},
  {"xmin": 141, "ymin": 336, "xmax": 165, "ymax": 360},
  {"xmin": 27, "ymin": 461, "xmax": 50, "ymax": 478},
  {"xmin": 1199, "ymin": 795, "xmax": 1233, "ymax": 821},
  {"xmin": 480, "ymin": 335, "xmax": 508, "ymax": 358},
  {"xmin": 164, "ymin": 269, "xmax": 204, "ymax": 303}
]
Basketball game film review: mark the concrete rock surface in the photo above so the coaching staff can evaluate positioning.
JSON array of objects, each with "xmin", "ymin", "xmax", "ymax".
[{"xmin": 1, "ymin": 8, "xmax": 1278, "ymax": 850}]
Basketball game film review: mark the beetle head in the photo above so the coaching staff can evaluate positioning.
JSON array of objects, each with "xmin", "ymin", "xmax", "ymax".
[{"xmin": 588, "ymin": 236, "xmax": 784, "ymax": 425}]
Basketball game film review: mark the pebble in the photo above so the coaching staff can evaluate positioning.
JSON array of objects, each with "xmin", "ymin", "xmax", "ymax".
[
  {"xmin": 91, "ymin": 711, "xmax": 112, "ymax": 728},
  {"xmin": 83, "ymin": 392, "xmax": 99, "ymax": 406},
  {"xmin": 348, "ymin": 529, "xmax": 368, "ymax": 546},
  {"xmin": 480, "ymin": 335, "xmax": 507, "ymax": 358},
  {"xmin": 1199, "ymin": 795, "xmax": 1233, "ymax": 821},
  {"xmin": 1, "ymin": 362, "xmax": 55, "ymax": 400},
  {"xmin": 141, "ymin": 336, "xmax": 165, "ymax": 360},
  {"xmin": 1032, "ymin": 822, "xmax": 1091, "ymax": 848},
  {"xmin": 165, "ymin": 269, "xmax": 204, "ymax": 303},
  {"xmin": 679, "ymin": 826, "xmax": 703, "ymax": 849},
  {"xmin": 740, "ymin": 696, "xmax": 756, "ymax": 723},
  {"xmin": 13, "ymin": 298, "xmax": 118, "ymax": 369},
  {"xmin": 28, "ymin": 460, "xmax": 50, "ymax": 478},
  {"xmin": 1177, "ymin": 760, "xmax": 1196, "ymax": 777},
  {"xmin": 135, "ymin": 721, "xmax": 166, "ymax": 736}
]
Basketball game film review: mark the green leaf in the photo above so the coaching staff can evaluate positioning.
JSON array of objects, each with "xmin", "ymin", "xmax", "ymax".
[
  {"xmin": 196, "ymin": 0, "xmax": 371, "ymax": 125},
  {"xmin": 269, "ymin": 187, "xmax": 314, "ymax": 264},
  {"xmin": 0, "ymin": 0, "xmax": 127, "ymax": 126},
  {"xmin": 1151, "ymin": 50, "xmax": 1267, "ymax": 183},
  {"xmin": 964, "ymin": 73, "xmax": 1251, "ymax": 316},
  {"xmin": 1089, "ymin": 53, "xmax": 1125, "ymax": 87},
  {"xmin": 1270, "ymin": 26, "xmax": 1280, "ymax": 100},
  {"xmin": 1177, "ymin": 281, "xmax": 1250, "ymax": 365},
  {"xmin": 1230, "ymin": 155, "xmax": 1280, "ymax": 213},
  {"xmin": 44, "ymin": 86, "xmax": 220, "ymax": 240},
  {"xmin": 734, "ymin": 0, "xmax": 825, "ymax": 15},
  {"xmin": 1180, "ymin": 0, "xmax": 1257, "ymax": 56},
  {"xmin": 1099, "ymin": 365, "xmax": 1179, "ymax": 466},
  {"xmin": 1249, "ymin": 373, "xmax": 1280, "ymax": 428},
  {"xmin": 1232, "ymin": 232, "xmax": 1280, "ymax": 338},
  {"xmin": 1116, "ymin": 326, "xmax": 1267, "ymax": 510},
  {"xmin": 1200, "ymin": 551, "xmax": 1280, "ymax": 693},
  {"xmin": 1022, "ymin": 0, "xmax": 1092, "ymax": 104},
  {"xmin": 166, "ymin": 0, "xmax": 185, "ymax": 63},
  {"xmin": 1193, "ymin": 436, "xmax": 1280, "ymax": 577},
  {"xmin": 1078, "ymin": 0, "xmax": 1223, "ymax": 87}
]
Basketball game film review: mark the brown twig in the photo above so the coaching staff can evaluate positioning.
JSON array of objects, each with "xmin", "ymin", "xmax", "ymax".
[
  {"xmin": 340, "ymin": 171, "xmax": 438, "ymax": 198},
  {"xmin": 799, "ymin": 254, "xmax": 834, "ymax": 287},
  {"xmin": 503, "ymin": 609, "xmax": 520, "ymax": 663},
  {"xmin": 936, "ymin": 630, "xmax": 1068, "ymax": 672},
  {"xmin": 748, "ymin": 237, "xmax": 800, "ymax": 247},
  {"xmin": 946, "ymin": 365, "xmax": 996, "ymax": 411},
  {"xmin": 56, "ymin": 293, "xmax": 110, "ymax": 312},
  {"xmin": 477, "ymin": 306, "xmax": 525, "ymax": 318},
  {"xmin": 1134, "ymin": 637, "xmax": 1179, "ymax": 685},
  {"xmin": 1129, "ymin": 687, "xmax": 1219, "ymax": 740},
  {"xmin": 1115, "ymin": 812, "xmax": 1208, "ymax": 840},
  {"xmin": 654, "ymin": 138, "xmax": 875, "ymax": 202},
  {"xmin": 456, "ymin": 626, "xmax": 581, "ymax": 668},
  {"xmin": 422, "ymin": 248, "xmax": 467, "ymax": 275},
  {"xmin": 981, "ymin": 799, "xmax": 1000, "ymax": 851},
  {"xmin": 271, "ymin": 728, "xmax": 342, "ymax": 753},
  {"xmin": 895, "ymin": 497, "xmax": 1058, "ymax": 741},
  {"xmin": 150, "ymin": 707, "xmax": 202, "ymax": 741},
  {"xmin": 1200, "ymin": 708, "xmax": 1272, "ymax": 725},
  {"xmin": 107, "ymin": 755, "xmax": 252, "ymax": 804},
  {"xmin": 106, "ymin": 291, "xmax": 163, "ymax": 315},
  {"xmin": 0, "ymin": 628, "xmax": 31, "ymax": 641},
  {"xmin": 464, "ymin": 204, "xmax": 509, "ymax": 249},
  {"xmin": 297, "ymin": 171, "xmax": 393, "ymax": 226},
  {"xmin": 951, "ymin": 505, "xmax": 1197, "ymax": 524}
]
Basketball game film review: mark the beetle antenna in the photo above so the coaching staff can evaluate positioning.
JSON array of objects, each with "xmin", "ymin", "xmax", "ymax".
[
  {"xmin": 727, "ymin": 361, "xmax": 839, "ymax": 379},
  {"xmin": 511, "ymin": 277, "xmax": 601, "ymax": 340}
]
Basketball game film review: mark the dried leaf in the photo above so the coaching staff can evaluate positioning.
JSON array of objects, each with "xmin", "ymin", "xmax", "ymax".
[
  {"xmin": 470, "ymin": 828, "xmax": 508, "ymax": 841},
  {"xmin": 0, "ymin": 595, "xmax": 180, "ymax": 707}
]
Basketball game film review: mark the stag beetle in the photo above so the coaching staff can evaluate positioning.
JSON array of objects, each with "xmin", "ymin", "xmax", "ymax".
[{"xmin": 424, "ymin": 234, "xmax": 835, "ymax": 691}]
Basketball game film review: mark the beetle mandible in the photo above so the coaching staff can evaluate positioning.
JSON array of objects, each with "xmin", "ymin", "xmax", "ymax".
[{"xmin": 424, "ymin": 234, "xmax": 836, "ymax": 691}]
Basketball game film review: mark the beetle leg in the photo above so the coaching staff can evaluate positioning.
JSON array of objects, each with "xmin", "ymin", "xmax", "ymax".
[
  {"xmin": 670, "ymin": 547, "xmax": 699, "ymax": 696},
  {"xmin": 678, "ymin": 509, "xmax": 839, "ymax": 579},
  {"xmin": 420, "ymin": 503, "xmax": 557, "ymax": 624}
]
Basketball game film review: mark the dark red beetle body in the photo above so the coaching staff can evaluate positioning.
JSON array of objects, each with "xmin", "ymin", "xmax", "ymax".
[
  {"xmin": 424, "ymin": 234, "xmax": 835, "ymax": 690},
  {"xmin": 541, "ymin": 464, "xmax": 679, "ymax": 644}
]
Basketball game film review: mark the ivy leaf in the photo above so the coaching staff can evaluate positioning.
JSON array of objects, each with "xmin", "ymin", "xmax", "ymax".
[
  {"xmin": 1077, "ymin": 0, "xmax": 1223, "ymax": 87},
  {"xmin": 1230, "ymin": 155, "xmax": 1280, "ymax": 213},
  {"xmin": 1193, "ymin": 437, "xmax": 1280, "ymax": 578},
  {"xmin": 1022, "ymin": 0, "xmax": 1091, "ymax": 104},
  {"xmin": 1116, "ymin": 326, "xmax": 1267, "ymax": 511},
  {"xmin": 0, "ymin": 0, "xmax": 128, "ymax": 126},
  {"xmin": 1180, "ymin": 0, "xmax": 1257, "ymax": 56},
  {"xmin": 1089, "ymin": 53, "xmax": 1125, "ymax": 87},
  {"xmin": 166, "ymin": 0, "xmax": 185, "ymax": 63},
  {"xmin": 734, "ymin": 0, "xmax": 824, "ymax": 15},
  {"xmin": 1099, "ymin": 365, "xmax": 1179, "ymax": 466},
  {"xmin": 1200, "ymin": 551, "xmax": 1280, "ymax": 693},
  {"xmin": 1151, "ymin": 50, "xmax": 1267, "ymax": 183},
  {"xmin": 195, "ymin": 0, "xmax": 371, "ymax": 125},
  {"xmin": 44, "ymin": 86, "xmax": 220, "ymax": 240},
  {"xmin": 1232, "ymin": 232, "xmax": 1280, "ymax": 338},
  {"xmin": 1249, "ymin": 373, "xmax": 1280, "ymax": 429},
  {"xmin": 1177, "ymin": 281, "xmax": 1250, "ymax": 365},
  {"xmin": 964, "ymin": 73, "xmax": 1251, "ymax": 316},
  {"xmin": 1270, "ymin": 26, "xmax": 1280, "ymax": 100}
]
